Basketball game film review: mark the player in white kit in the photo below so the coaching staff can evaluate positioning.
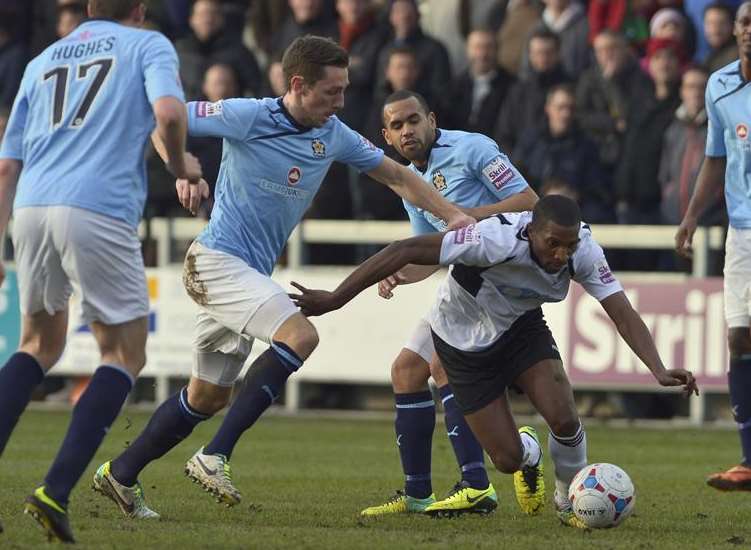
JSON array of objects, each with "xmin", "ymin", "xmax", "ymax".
[{"xmin": 292, "ymin": 194, "xmax": 699, "ymax": 527}]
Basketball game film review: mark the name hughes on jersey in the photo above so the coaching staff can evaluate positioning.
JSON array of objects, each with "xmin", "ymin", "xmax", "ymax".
[{"xmin": 51, "ymin": 36, "xmax": 116, "ymax": 62}]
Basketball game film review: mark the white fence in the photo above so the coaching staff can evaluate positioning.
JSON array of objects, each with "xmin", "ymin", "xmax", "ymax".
[{"xmin": 1, "ymin": 219, "xmax": 728, "ymax": 423}]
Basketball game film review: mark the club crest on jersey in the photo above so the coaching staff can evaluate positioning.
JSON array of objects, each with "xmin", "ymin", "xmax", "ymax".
[
  {"xmin": 432, "ymin": 170, "xmax": 447, "ymax": 191},
  {"xmin": 287, "ymin": 166, "xmax": 302, "ymax": 186},
  {"xmin": 482, "ymin": 156, "xmax": 514, "ymax": 190},
  {"xmin": 196, "ymin": 101, "xmax": 223, "ymax": 118},
  {"xmin": 311, "ymin": 138, "xmax": 326, "ymax": 158},
  {"xmin": 737, "ymin": 123, "xmax": 748, "ymax": 140}
]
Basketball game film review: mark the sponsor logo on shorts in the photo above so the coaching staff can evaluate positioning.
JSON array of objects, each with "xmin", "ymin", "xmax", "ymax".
[
  {"xmin": 311, "ymin": 138, "xmax": 326, "ymax": 158},
  {"xmin": 737, "ymin": 123, "xmax": 748, "ymax": 140},
  {"xmin": 287, "ymin": 166, "xmax": 302, "ymax": 185},
  {"xmin": 454, "ymin": 223, "xmax": 479, "ymax": 244},
  {"xmin": 482, "ymin": 156, "xmax": 515, "ymax": 189},
  {"xmin": 595, "ymin": 259, "xmax": 615, "ymax": 284},
  {"xmin": 196, "ymin": 101, "xmax": 223, "ymax": 118}
]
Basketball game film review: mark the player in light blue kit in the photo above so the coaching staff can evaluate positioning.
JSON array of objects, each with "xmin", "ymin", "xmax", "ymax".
[
  {"xmin": 677, "ymin": 0, "xmax": 751, "ymax": 492},
  {"xmin": 0, "ymin": 0, "xmax": 198, "ymax": 542},
  {"xmin": 357, "ymin": 90, "xmax": 540, "ymax": 518},
  {"xmin": 93, "ymin": 36, "xmax": 475, "ymax": 518}
]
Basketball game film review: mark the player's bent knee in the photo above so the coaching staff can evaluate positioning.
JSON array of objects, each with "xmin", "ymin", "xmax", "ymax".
[
  {"xmin": 390, "ymin": 350, "xmax": 430, "ymax": 392},
  {"xmin": 274, "ymin": 313, "xmax": 319, "ymax": 359},
  {"xmin": 187, "ymin": 379, "xmax": 231, "ymax": 415},
  {"xmin": 488, "ymin": 449, "xmax": 522, "ymax": 474},
  {"xmin": 428, "ymin": 361, "xmax": 449, "ymax": 387}
]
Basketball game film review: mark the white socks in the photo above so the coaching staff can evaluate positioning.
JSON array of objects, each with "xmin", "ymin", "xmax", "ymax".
[{"xmin": 548, "ymin": 423, "xmax": 587, "ymax": 497}]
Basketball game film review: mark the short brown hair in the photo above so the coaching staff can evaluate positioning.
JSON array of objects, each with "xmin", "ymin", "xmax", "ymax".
[
  {"xmin": 88, "ymin": 0, "xmax": 140, "ymax": 20},
  {"xmin": 282, "ymin": 35, "xmax": 349, "ymax": 89}
]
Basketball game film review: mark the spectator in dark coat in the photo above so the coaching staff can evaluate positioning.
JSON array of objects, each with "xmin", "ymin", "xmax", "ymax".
[
  {"xmin": 702, "ymin": 2, "xmax": 738, "ymax": 73},
  {"xmin": 494, "ymin": 27, "xmax": 570, "ymax": 153},
  {"xmin": 538, "ymin": 0, "xmax": 591, "ymax": 78},
  {"xmin": 375, "ymin": 0, "xmax": 452, "ymax": 103},
  {"xmin": 576, "ymin": 30, "xmax": 654, "ymax": 170},
  {"xmin": 175, "ymin": 0, "xmax": 262, "ymax": 99},
  {"xmin": 513, "ymin": 84, "xmax": 614, "ymax": 222},
  {"xmin": 659, "ymin": 66, "xmax": 725, "ymax": 226},
  {"xmin": 441, "ymin": 29, "xmax": 515, "ymax": 138},
  {"xmin": 615, "ymin": 37, "xmax": 682, "ymax": 226},
  {"xmin": 270, "ymin": 0, "xmax": 338, "ymax": 60},
  {"xmin": 336, "ymin": 0, "xmax": 389, "ymax": 132}
]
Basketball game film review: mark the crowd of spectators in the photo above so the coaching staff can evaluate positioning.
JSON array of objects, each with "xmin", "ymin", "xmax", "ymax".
[{"xmin": 0, "ymin": 0, "xmax": 741, "ymax": 270}]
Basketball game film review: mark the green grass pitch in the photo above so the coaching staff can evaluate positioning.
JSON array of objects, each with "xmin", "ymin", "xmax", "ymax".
[{"xmin": 0, "ymin": 410, "xmax": 749, "ymax": 549}]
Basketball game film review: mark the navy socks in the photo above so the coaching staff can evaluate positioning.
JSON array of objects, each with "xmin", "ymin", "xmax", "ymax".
[
  {"xmin": 111, "ymin": 387, "xmax": 210, "ymax": 486},
  {"xmin": 0, "ymin": 352, "xmax": 44, "ymax": 456},
  {"xmin": 395, "ymin": 391, "xmax": 435, "ymax": 499},
  {"xmin": 204, "ymin": 342, "xmax": 302, "ymax": 459},
  {"xmin": 439, "ymin": 385, "xmax": 489, "ymax": 489},
  {"xmin": 44, "ymin": 365, "xmax": 133, "ymax": 507},
  {"xmin": 729, "ymin": 356, "xmax": 751, "ymax": 465}
]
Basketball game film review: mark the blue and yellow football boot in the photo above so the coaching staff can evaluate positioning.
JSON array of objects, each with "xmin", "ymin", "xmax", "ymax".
[{"xmin": 423, "ymin": 481, "xmax": 497, "ymax": 517}]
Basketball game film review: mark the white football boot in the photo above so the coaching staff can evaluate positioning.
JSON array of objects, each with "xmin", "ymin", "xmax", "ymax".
[{"xmin": 185, "ymin": 447, "xmax": 242, "ymax": 506}]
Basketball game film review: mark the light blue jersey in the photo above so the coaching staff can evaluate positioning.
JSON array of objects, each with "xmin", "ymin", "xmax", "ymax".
[
  {"xmin": 188, "ymin": 97, "xmax": 384, "ymax": 275},
  {"xmin": 706, "ymin": 60, "xmax": 751, "ymax": 228},
  {"xmin": 0, "ymin": 19, "xmax": 183, "ymax": 228},
  {"xmin": 402, "ymin": 129, "xmax": 529, "ymax": 235}
]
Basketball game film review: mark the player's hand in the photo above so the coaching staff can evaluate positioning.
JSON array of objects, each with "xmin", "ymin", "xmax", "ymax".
[
  {"xmin": 176, "ymin": 178, "xmax": 210, "ymax": 215},
  {"xmin": 0, "ymin": 261, "xmax": 5, "ymax": 287},
  {"xmin": 446, "ymin": 211, "xmax": 477, "ymax": 231},
  {"xmin": 655, "ymin": 368, "xmax": 699, "ymax": 397},
  {"xmin": 378, "ymin": 271, "xmax": 407, "ymax": 299},
  {"xmin": 182, "ymin": 152, "xmax": 203, "ymax": 183},
  {"xmin": 289, "ymin": 281, "xmax": 340, "ymax": 317},
  {"xmin": 675, "ymin": 215, "xmax": 698, "ymax": 259}
]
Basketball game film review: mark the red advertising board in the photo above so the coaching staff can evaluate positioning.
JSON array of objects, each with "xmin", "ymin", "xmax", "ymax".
[{"xmin": 564, "ymin": 278, "xmax": 727, "ymax": 389}]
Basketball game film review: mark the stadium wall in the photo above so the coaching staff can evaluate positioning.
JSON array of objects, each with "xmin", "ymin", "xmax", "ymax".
[{"xmin": 0, "ymin": 266, "xmax": 726, "ymax": 422}]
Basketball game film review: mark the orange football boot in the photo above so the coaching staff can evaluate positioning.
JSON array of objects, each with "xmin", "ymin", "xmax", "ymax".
[{"xmin": 706, "ymin": 464, "xmax": 751, "ymax": 491}]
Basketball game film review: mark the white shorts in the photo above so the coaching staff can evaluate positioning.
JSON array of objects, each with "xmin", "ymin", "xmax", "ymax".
[
  {"xmin": 183, "ymin": 241, "xmax": 298, "ymax": 386},
  {"xmin": 404, "ymin": 317, "xmax": 435, "ymax": 364},
  {"xmin": 724, "ymin": 226, "xmax": 751, "ymax": 328},
  {"xmin": 13, "ymin": 206, "xmax": 148, "ymax": 325}
]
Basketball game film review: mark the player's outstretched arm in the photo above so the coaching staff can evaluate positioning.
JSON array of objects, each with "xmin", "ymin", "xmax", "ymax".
[
  {"xmin": 675, "ymin": 156, "xmax": 725, "ymax": 259},
  {"xmin": 600, "ymin": 291, "xmax": 699, "ymax": 396},
  {"xmin": 0, "ymin": 159, "xmax": 20, "ymax": 285},
  {"xmin": 290, "ymin": 232, "xmax": 445, "ymax": 316},
  {"xmin": 366, "ymin": 157, "xmax": 476, "ymax": 230},
  {"xmin": 378, "ymin": 264, "xmax": 441, "ymax": 299},
  {"xmin": 151, "ymin": 97, "xmax": 202, "ymax": 182}
]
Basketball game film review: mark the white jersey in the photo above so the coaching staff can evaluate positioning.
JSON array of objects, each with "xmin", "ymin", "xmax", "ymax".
[{"xmin": 429, "ymin": 212, "xmax": 622, "ymax": 351}]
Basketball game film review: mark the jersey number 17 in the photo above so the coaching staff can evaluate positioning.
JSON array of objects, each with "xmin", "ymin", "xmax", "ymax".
[{"xmin": 42, "ymin": 57, "xmax": 114, "ymax": 130}]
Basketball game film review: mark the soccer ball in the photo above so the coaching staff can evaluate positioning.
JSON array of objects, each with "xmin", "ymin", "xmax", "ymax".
[{"xmin": 568, "ymin": 463, "xmax": 635, "ymax": 528}]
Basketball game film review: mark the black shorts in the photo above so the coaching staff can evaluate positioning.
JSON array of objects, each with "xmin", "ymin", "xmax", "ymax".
[{"xmin": 431, "ymin": 308, "xmax": 561, "ymax": 415}]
